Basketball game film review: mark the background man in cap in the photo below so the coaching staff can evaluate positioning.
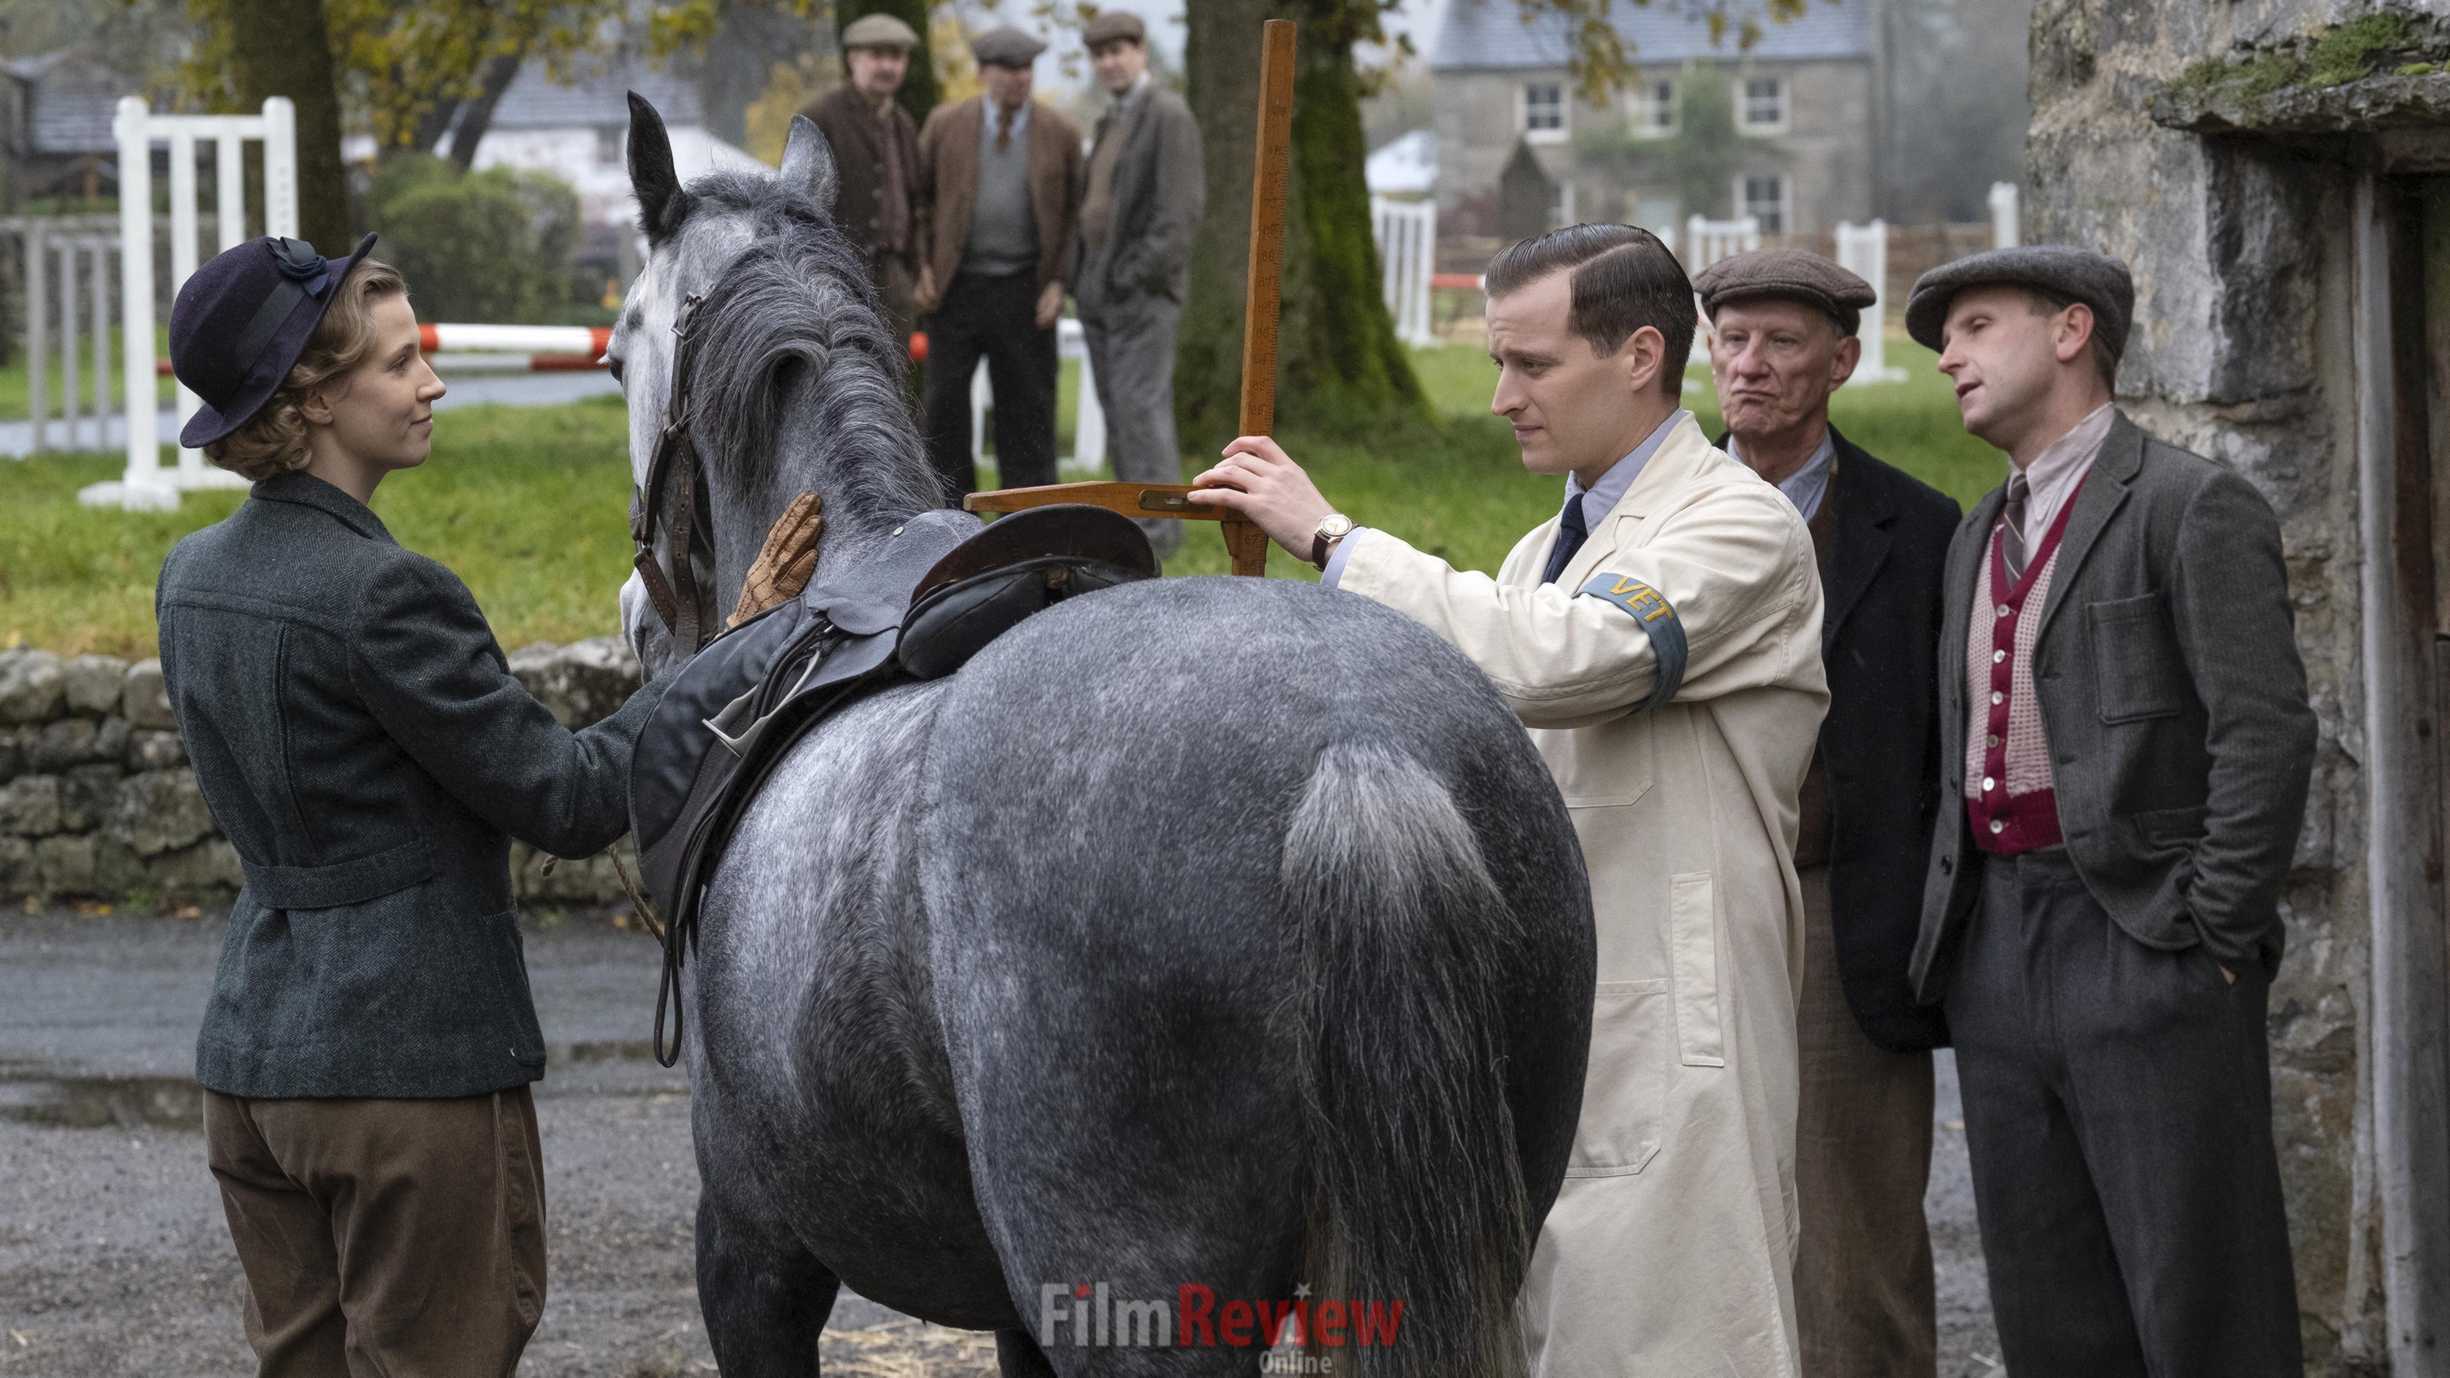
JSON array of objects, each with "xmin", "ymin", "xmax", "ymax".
[
  {"xmin": 1191, "ymin": 223, "xmax": 1825, "ymax": 1377},
  {"xmin": 1696, "ymin": 248, "xmax": 1957, "ymax": 1378},
  {"xmin": 913, "ymin": 25, "xmax": 1082, "ymax": 498},
  {"xmin": 1905, "ymin": 245, "xmax": 2315, "ymax": 1376},
  {"xmin": 799, "ymin": 13, "xmax": 923, "ymax": 348},
  {"xmin": 1074, "ymin": 10, "xmax": 1203, "ymax": 559}
]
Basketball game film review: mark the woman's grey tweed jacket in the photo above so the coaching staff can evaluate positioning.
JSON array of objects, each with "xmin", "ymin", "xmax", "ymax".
[{"xmin": 155, "ymin": 471, "xmax": 668, "ymax": 1099}]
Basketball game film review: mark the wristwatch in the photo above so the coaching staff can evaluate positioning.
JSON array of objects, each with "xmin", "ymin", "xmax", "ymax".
[{"xmin": 1310, "ymin": 513, "xmax": 1355, "ymax": 571}]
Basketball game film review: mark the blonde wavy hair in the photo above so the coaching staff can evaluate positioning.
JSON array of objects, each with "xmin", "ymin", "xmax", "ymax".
[{"xmin": 205, "ymin": 258, "xmax": 409, "ymax": 481}]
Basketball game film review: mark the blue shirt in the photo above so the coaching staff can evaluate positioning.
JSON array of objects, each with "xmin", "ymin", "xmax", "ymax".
[
  {"xmin": 979, "ymin": 96, "xmax": 1032, "ymax": 150},
  {"xmin": 1323, "ymin": 409, "xmax": 1690, "ymax": 590},
  {"xmin": 1727, "ymin": 430, "xmax": 1836, "ymax": 523}
]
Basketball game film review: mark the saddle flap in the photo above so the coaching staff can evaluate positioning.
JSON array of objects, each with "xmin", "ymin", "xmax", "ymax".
[{"xmin": 631, "ymin": 597, "xmax": 820, "ymax": 855}]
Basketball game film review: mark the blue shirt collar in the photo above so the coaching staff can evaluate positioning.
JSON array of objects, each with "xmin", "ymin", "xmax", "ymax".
[
  {"xmin": 1563, "ymin": 409, "xmax": 1687, "ymax": 532},
  {"xmin": 1728, "ymin": 428, "xmax": 1837, "ymax": 523},
  {"xmin": 982, "ymin": 97, "xmax": 1031, "ymax": 146}
]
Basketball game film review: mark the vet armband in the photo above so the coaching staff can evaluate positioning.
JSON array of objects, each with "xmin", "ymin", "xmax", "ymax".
[{"xmin": 1578, "ymin": 573, "xmax": 1688, "ymax": 713}]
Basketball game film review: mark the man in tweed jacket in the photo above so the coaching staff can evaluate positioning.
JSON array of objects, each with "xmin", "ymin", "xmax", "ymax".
[{"xmin": 1906, "ymin": 245, "xmax": 2315, "ymax": 1377}]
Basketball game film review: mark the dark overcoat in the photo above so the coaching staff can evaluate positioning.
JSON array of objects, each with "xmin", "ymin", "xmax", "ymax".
[
  {"xmin": 155, "ymin": 471, "xmax": 666, "ymax": 1099},
  {"xmin": 1811, "ymin": 429, "xmax": 1961, "ymax": 1051},
  {"xmin": 1073, "ymin": 82, "xmax": 1204, "ymax": 312}
]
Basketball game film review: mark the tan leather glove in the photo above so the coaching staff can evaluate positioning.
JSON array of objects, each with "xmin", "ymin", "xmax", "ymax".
[{"xmin": 727, "ymin": 491, "xmax": 824, "ymax": 627}]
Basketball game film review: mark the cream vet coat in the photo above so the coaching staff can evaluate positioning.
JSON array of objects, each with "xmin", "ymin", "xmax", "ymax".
[{"xmin": 1336, "ymin": 414, "xmax": 1825, "ymax": 1376}]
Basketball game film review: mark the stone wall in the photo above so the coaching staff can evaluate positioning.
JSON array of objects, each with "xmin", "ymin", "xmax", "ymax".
[
  {"xmin": 2024, "ymin": 1, "xmax": 2450, "ymax": 1370},
  {"xmin": 0, "ymin": 642, "xmax": 649, "ymax": 911}
]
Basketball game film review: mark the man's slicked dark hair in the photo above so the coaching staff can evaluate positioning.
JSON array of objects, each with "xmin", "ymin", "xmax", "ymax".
[{"xmin": 1484, "ymin": 224, "xmax": 1696, "ymax": 398}]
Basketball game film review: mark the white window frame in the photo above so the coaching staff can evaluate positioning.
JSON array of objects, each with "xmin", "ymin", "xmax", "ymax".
[
  {"xmin": 1520, "ymin": 81, "xmax": 1568, "ymax": 144},
  {"xmin": 1626, "ymin": 75, "xmax": 1678, "ymax": 139},
  {"xmin": 1736, "ymin": 74, "xmax": 1789, "ymax": 136},
  {"xmin": 1735, "ymin": 173, "xmax": 1792, "ymax": 235}
]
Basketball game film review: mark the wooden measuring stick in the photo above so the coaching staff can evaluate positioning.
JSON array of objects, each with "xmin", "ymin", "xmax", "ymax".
[
  {"xmin": 1239, "ymin": 19, "xmax": 1298, "ymax": 440},
  {"xmin": 963, "ymin": 481, "xmax": 1272, "ymax": 574}
]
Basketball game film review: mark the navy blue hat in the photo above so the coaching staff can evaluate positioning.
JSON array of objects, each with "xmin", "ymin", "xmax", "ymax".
[{"xmin": 169, "ymin": 231, "xmax": 379, "ymax": 448}]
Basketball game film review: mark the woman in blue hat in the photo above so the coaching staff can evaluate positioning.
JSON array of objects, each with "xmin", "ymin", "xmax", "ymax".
[{"xmin": 154, "ymin": 233, "xmax": 669, "ymax": 1375}]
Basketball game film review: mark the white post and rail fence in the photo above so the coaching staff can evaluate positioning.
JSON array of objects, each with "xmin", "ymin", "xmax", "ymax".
[
  {"xmin": 20, "ymin": 95, "xmax": 2033, "ymax": 502},
  {"xmin": 84, "ymin": 95, "xmax": 299, "ymax": 510}
]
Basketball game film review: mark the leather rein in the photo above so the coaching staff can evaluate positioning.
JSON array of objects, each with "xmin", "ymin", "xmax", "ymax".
[
  {"xmin": 629, "ymin": 290, "xmax": 718, "ymax": 659},
  {"xmin": 625, "ymin": 288, "xmax": 722, "ymax": 1065}
]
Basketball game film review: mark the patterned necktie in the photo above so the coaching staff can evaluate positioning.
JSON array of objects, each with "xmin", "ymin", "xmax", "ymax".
[
  {"xmin": 994, "ymin": 106, "xmax": 1012, "ymax": 152},
  {"xmin": 2001, "ymin": 471, "xmax": 2032, "ymax": 582},
  {"xmin": 1541, "ymin": 494, "xmax": 1590, "ymax": 585}
]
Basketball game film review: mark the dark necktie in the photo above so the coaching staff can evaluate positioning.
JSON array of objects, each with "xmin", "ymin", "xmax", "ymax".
[
  {"xmin": 1541, "ymin": 494, "xmax": 1590, "ymax": 585},
  {"xmin": 995, "ymin": 107, "xmax": 1012, "ymax": 152},
  {"xmin": 2001, "ymin": 471, "xmax": 2032, "ymax": 581}
]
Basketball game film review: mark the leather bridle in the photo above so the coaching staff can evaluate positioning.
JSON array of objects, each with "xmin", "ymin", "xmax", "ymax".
[{"xmin": 628, "ymin": 290, "xmax": 718, "ymax": 658}]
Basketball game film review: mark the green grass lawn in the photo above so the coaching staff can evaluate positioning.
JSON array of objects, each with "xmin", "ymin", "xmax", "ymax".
[
  {"xmin": 0, "ymin": 327, "xmax": 177, "ymax": 424},
  {"xmin": 0, "ymin": 339, "xmax": 2003, "ymax": 659}
]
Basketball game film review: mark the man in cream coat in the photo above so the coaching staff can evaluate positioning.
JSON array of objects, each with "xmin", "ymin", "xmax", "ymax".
[{"xmin": 1192, "ymin": 223, "xmax": 1826, "ymax": 1375}]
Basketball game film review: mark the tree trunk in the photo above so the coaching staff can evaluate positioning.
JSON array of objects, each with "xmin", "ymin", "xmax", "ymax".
[
  {"xmin": 836, "ymin": 0, "xmax": 937, "ymax": 127},
  {"xmin": 222, "ymin": 0, "xmax": 353, "ymax": 253},
  {"xmin": 444, "ymin": 52, "xmax": 525, "ymax": 171},
  {"xmin": 1180, "ymin": 0, "xmax": 1425, "ymax": 444}
]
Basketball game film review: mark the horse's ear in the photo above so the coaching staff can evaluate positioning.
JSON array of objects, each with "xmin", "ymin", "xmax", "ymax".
[
  {"xmin": 779, "ymin": 114, "xmax": 840, "ymax": 216},
  {"xmin": 627, "ymin": 91, "xmax": 690, "ymax": 245}
]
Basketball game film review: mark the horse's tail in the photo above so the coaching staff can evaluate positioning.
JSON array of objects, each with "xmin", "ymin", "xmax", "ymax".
[{"xmin": 1280, "ymin": 741, "xmax": 1533, "ymax": 1378}]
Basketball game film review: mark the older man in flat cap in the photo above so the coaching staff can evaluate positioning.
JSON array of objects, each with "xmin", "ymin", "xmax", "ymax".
[
  {"xmin": 1904, "ymin": 245, "xmax": 2314, "ymax": 1377},
  {"xmin": 1695, "ymin": 248, "xmax": 1958, "ymax": 1378},
  {"xmin": 913, "ymin": 25, "xmax": 1082, "ymax": 498},
  {"xmin": 1074, "ymin": 10, "xmax": 1204, "ymax": 558},
  {"xmin": 800, "ymin": 13, "xmax": 924, "ymax": 346}
]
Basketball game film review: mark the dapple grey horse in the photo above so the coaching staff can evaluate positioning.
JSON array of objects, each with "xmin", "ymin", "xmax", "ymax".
[{"xmin": 608, "ymin": 94, "xmax": 1596, "ymax": 1377}]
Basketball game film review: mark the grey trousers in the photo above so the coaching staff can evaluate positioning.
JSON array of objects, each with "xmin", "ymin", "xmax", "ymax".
[
  {"xmin": 1947, "ymin": 848, "xmax": 2303, "ymax": 1378},
  {"xmin": 1079, "ymin": 293, "xmax": 1185, "ymax": 558},
  {"xmin": 1793, "ymin": 865, "xmax": 1937, "ymax": 1378}
]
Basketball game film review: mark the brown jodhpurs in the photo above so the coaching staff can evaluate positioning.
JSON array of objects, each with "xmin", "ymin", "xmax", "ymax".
[{"xmin": 203, "ymin": 1087, "xmax": 547, "ymax": 1377}]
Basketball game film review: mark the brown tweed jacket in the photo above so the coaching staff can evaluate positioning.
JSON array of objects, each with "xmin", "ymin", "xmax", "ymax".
[{"xmin": 914, "ymin": 96, "xmax": 1083, "ymax": 296}]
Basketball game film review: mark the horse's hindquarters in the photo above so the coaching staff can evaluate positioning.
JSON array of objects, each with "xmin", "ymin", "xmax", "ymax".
[{"xmin": 919, "ymin": 578, "xmax": 1597, "ymax": 1369}]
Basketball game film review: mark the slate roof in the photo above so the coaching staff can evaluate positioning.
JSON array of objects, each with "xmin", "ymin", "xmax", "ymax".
[
  {"xmin": 484, "ymin": 55, "xmax": 704, "ymax": 130},
  {"xmin": 1431, "ymin": 0, "xmax": 1875, "ymax": 72},
  {"xmin": 3, "ymin": 50, "xmax": 130, "ymax": 156}
]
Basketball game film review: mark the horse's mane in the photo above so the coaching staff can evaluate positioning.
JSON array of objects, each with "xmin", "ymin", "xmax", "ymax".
[{"xmin": 678, "ymin": 168, "xmax": 945, "ymax": 535}]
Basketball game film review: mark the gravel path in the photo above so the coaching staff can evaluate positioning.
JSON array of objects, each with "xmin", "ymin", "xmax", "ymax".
[{"xmin": 0, "ymin": 911, "xmax": 1999, "ymax": 1375}]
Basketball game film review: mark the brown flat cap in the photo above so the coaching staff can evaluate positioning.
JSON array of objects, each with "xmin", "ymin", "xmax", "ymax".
[
  {"xmin": 971, "ymin": 25, "xmax": 1047, "ymax": 67},
  {"xmin": 1082, "ymin": 10, "xmax": 1146, "ymax": 47},
  {"xmin": 1905, "ymin": 244, "xmax": 2134, "ymax": 362},
  {"xmin": 840, "ymin": 12, "xmax": 920, "ymax": 50},
  {"xmin": 1692, "ymin": 248, "xmax": 1877, "ymax": 337}
]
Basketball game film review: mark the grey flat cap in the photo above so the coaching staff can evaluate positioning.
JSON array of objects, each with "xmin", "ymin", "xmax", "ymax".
[
  {"xmin": 1082, "ymin": 10, "xmax": 1147, "ymax": 47},
  {"xmin": 841, "ymin": 12, "xmax": 921, "ymax": 50},
  {"xmin": 1905, "ymin": 244, "xmax": 2134, "ymax": 361},
  {"xmin": 971, "ymin": 25, "xmax": 1047, "ymax": 67},
  {"xmin": 1693, "ymin": 248, "xmax": 1877, "ymax": 337}
]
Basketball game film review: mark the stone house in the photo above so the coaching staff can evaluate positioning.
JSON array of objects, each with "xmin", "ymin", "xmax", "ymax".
[
  {"xmin": 2026, "ymin": 2, "xmax": 2450, "ymax": 1371},
  {"xmin": 1428, "ymin": 0, "xmax": 1881, "ymax": 240},
  {"xmin": 0, "ymin": 50, "xmax": 129, "ymax": 202}
]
